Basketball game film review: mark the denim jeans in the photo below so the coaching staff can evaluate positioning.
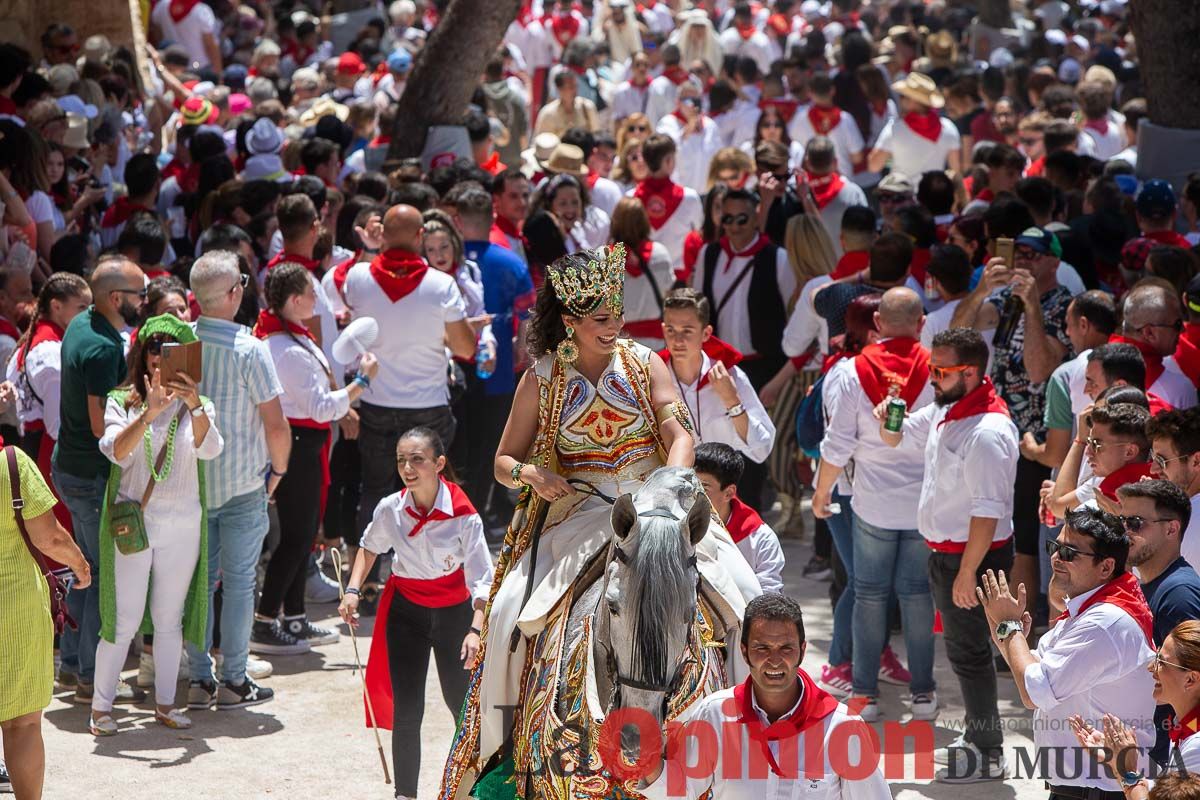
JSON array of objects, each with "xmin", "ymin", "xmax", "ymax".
[
  {"xmin": 187, "ymin": 488, "xmax": 270, "ymax": 685},
  {"xmin": 826, "ymin": 489, "xmax": 854, "ymax": 666},
  {"xmin": 52, "ymin": 467, "xmax": 108, "ymax": 683},
  {"xmin": 850, "ymin": 513, "xmax": 935, "ymax": 696}
]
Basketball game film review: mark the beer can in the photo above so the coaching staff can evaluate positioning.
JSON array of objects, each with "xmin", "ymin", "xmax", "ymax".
[{"xmin": 884, "ymin": 397, "xmax": 907, "ymax": 432}]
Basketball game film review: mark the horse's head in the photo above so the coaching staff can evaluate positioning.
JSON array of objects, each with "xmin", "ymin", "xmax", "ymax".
[{"xmin": 596, "ymin": 466, "xmax": 708, "ymax": 749}]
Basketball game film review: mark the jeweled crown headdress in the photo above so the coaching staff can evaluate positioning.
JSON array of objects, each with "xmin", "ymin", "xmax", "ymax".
[{"xmin": 547, "ymin": 243, "xmax": 626, "ymax": 317}]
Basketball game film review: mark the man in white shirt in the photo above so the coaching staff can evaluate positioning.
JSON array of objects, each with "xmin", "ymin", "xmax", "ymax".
[
  {"xmin": 645, "ymin": 44, "xmax": 690, "ymax": 125},
  {"xmin": 868, "ymin": 73, "xmax": 961, "ymax": 178},
  {"xmin": 883, "ymin": 328, "xmax": 1018, "ymax": 782},
  {"xmin": 342, "ymin": 205, "xmax": 478, "ymax": 549},
  {"xmin": 631, "ymin": 134, "xmax": 703, "ymax": 271},
  {"xmin": 1113, "ymin": 283, "xmax": 1198, "ymax": 410},
  {"xmin": 638, "ymin": 594, "xmax": 890, "ymax": 800},
  {"xmin": 150, "ymin": 0, "xmax": 221, "ymax": 72},
  {"xmin": 717, "ymin": 3, "xmax": 775, "ymax": 76},
  {"xmin": 655, "ymin": 79, "xmax": 723, "ymax": 194},
  {"xmin": 788, "ymin": 73, "xmax": 864, "ymax": 177},
  {"xmin": 920, "ymin": 244, "xmax": 973, "ymax": 349},
  {"xmin": 812, "ymin": 287, "xmax": 936, "ymax": 722},
  {"xmin": 980, "ymin": 507, "xmax": 1157, "ymax": 795},
  {"xmin": 611, "ymin": 51, "xmax": 653, "ymax": 124},
  {"xmin": 1148, "ymin": 408, "xmax": 1200, "ymax": 568}
]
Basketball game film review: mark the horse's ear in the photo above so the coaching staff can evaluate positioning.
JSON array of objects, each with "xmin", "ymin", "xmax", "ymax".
[
  {"xmin": 686, "ymin": 491, "xmax": 710, "ymax": 547},
  {"xmin": 612, "ymin": 493, "xmax": 637, "ymax": 540}
]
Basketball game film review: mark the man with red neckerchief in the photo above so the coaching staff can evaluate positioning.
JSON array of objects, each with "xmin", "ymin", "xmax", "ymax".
[
  {"xmin": 868, "ymin": 73, "xmax": 961, "ymax": 178},
  {"xmin": 654, "ymin": 79, "xmax": 722, "ymax": 194},
  {"xmin": 1174, "ymin": 275, "xmax": 1200, "ymax": 387},
  {"xmin": 645, "ymin": 44, "xmax": 691, "ymax": 125},
  {"xmin": 612, "ymin": 50, "xmax": 653, "ymax": 124},
  {"xmin": 1136, "ymin": 180, "xmax": 1193, "ymax": 251},
  {"xmin": 799, "ymin": 137, "xmax": 867, "ymax": 256},
  {"xmin": 1114, "ymin": 283, "xmax": 1197, "ymax": 410},
  {"xmin": 631, "ymin": 134, "xmax": 703, "ymax": 272},
  {"xmin": 638, "ymin": 593, "xmax": 888, "ymax": 799},
  {"xmin": 490, "ymin": 169, "xmax": 531, "ymax": 266},
  {"xmin": 149, "ymin": 0, "xmax": 221, "ymax": 72},
  {"xmin": 716, "ymin": 3, "xmax": 775, "ymax": 76},
  {"xmin": 980, "ymin": 506, "xmax": 1156, "ymax": 799},
  {"xmin": 787, "ymin": 73, "xmax": 864, "ymax": 178},
  {"xmin": 881, "ymin": 327, "xmax": 1018, "ymax": 782}
]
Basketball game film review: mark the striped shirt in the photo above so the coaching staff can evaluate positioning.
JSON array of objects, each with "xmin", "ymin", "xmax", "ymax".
[{"xmin": 194, "ymin": 315, "xmax": 284, "ymax": 508}]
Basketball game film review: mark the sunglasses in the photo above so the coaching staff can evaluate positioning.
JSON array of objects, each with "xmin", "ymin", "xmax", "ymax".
[
  {"xmin": 628, "ymin": 124, "xmax": 649, "ymax": 133},
  {"xmin": 762, "ymin": 120, "xmax": 784, "ymax": 129},
  {"xmin": 720, "ymin": 213, "xmax": 751, "ymax": 226},
  {"xmin": 1120, "ymin": 514, "xmax": 1174, "ymax": 532},
  {"xmin": 1153, "ymin": 452, "xmax": 1191, "ymax": 472},
  {"xmin": 930, "ymin": 364, "xmax": 970, "ymax": 381},
  {"xmin": 878, "ymin": 193, "xmax": 908, "ymax": 204},
  {"xmin": 1084, "ymin": 436, "xmax": 1136, "ymax": 452},
  {"xmin": 144, "ymin": 337, "xmax": 172, "ymax": 356},
  {"xmin": 1151, "ymin": 652, "xmax": 1190, "ymax": 672},
  {"xmin": 228, "ymin": 273, "xmax": 250, "ymax": 294},
  {"xmin": 1045, "ymin": 538, "xmax": 1098, "ymax": 562},
  {"xmin": 1018, "ymin": 137, "xmax": 1041, "ymax": 147},
  {"xmin": 114, "ymin": 288, "xmax": 149, "ymax": 299}
]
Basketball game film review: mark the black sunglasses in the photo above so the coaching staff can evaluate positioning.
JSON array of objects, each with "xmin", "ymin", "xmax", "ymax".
[
  {"xmin": 1120, "ymin": 515, "xmax": 1174, "ymax": 532},
  {"xmin": 114, "ymin": 288, "xmax": 149, "ymax": 299},
  {"xmin": 720, "ymin": 213, "xmax": 751, "ymax": 226},
  {"xmin": 1045, "ymin": 539, "xmax": 1097, "ymax": 562},
  {"xmin": 144, "ymin": 336, "xmax": 172, "ymax": 356}
]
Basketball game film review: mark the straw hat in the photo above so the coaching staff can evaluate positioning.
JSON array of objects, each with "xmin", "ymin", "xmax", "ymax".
[
  {"xmin": 521, "ymin": 132, "xmax": 560, "ymax": 175},
  {"xmin": 925, "ymin": 29, "xmax": 957, "ymax": 64},
  {"xmin": 539, "ymin": 143, "xmax": 588, "ymax": 177},
  {"xmin": 297, "ymin": 96, "xmax": 350, "ymax": 127},
  {"xmin": 63, "ymin": 113, "xmax": 90, "ymax": 149},
  {"xmin": 891, "ymin": 72, "xmax": 944, "ymax": 109}
]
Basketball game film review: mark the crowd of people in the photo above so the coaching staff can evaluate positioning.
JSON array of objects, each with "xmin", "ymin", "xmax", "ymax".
[{"xmin": 3, "ymin": 0, "xmax": 1200, "ymax": 798}]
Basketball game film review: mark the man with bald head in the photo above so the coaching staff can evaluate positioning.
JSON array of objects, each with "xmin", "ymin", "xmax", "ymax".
[
  {"xmin": 812, "ymin": 286, "xmax": 937, "ymax": 722},
  {"xmin": 54, "ymin": 255, "xmax": 148, "ymax": 702},
  {"xmin": 343, "ymin": 204, "xmax": 478, "ymax": 558},
  {"xmin": 1115, "ymin": 283, "xmax": 1197, "ymax": 409}
]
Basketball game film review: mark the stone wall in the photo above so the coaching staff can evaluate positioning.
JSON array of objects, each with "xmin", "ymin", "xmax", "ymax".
[{"xmin": 1, "ymin": 0, "xmax": 135, "ymax": 57}]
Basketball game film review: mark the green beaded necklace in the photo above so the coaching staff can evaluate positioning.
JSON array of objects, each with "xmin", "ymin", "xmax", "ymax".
[{"xmin": 143, "ymin": 405, "xmax": 181, "ymax": 482}]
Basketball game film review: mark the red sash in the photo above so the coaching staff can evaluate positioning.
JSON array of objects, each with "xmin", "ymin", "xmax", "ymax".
[
  {"xmin": 168, "ymin": 0, "xmax": 201, "ymax": 22},
  {"xmin": 724, "ymin": 496, "xmax": 764, "ymax": 544},
  {"xmin": 1174, "ymin": 322, "xmax": 1200, "ymax": 388},
  {"xmin": 1056, "ymin": 572, "xmax": 1154, "ymax": 647},
  {"xmin": 265, "ymin": 251, "xmax": 321, "ymax": 274},
  {"xmin": 805, "ymin": 170, "xmax": 845, "ymax": 210},
  {"xmin": 937, "ymin": 377, "xmax": 1008, "ymax": 428},
  {"xmin": 718, "ymin": 234, "xmax": 771, "ymax": 270},
  {"xmin": 854, "ymin": 338, "xmax": 930, "ymax": 407},
  {"xmin": 100, "ymin": 198, "xmax": 151, "ymax": 230},
  {"xmin": 369, "ymin": 248, "xmax": 429, "ymax": 302},
  {"xmin": 904, "ymin": 110, "xmax": 943, "ymax": 143},
  {"xmin": 831, "ymin": 250, "xmax": 869, "ymax": 280},
  {"xmin": 1109, "ymin": 334, "xmax": 1165, "ymax": 389},
  {"xmin": 807, "ymin": 104, "xmax": 842, "ymax": 136},
  {"xmin": 1098, "ymin": 461, "xmax": 1155, "ymax": 502},
  {"xmin": 634, "ymin": 177, "xmax": 685, "ymax": 230},
  {"xmin": 624, "ymin": 240, "xmax": 655, "ymax": 277},
  {"xmin": 16, "ymin": 320, "xmax": 64, "ymax": 370},
  {"xmin": 731, "ymin": 669, "xmax": 840, "ymax": 777}
]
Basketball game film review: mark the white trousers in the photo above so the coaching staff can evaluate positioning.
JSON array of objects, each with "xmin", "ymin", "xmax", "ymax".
[{"xmin": 92, "ymin": 524, "xmax": 201, "ymax": 712}]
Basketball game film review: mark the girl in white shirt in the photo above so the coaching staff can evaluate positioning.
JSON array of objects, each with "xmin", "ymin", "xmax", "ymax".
[
  {"xmin": 339, "ymin": 427, "xmax": 495, "ymax": 800},
  {"xmin": 252, "ymin": 262, "xmax": 379, "ymax": 654}
]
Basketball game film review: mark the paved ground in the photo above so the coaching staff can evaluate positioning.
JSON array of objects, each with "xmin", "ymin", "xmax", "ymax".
[{"xmin": 40, "ymin": 525, "xmax": 1050, "ymax": 799}]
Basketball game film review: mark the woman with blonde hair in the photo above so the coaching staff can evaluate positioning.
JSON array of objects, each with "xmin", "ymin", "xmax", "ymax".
[
  {"xmin": 608, "ymin": 197, "xmax": 673, "ymax": 349},
  {"xmin": 610, "ymin": 136, "xmax": 648, "ymax": 191},
  {"xmin": 704, "ymin": 147, "xmax": 754, "ymax": 192},
  {"xmin": 615, "ymin": 112, "xmax": 651, "ymax": 153}
]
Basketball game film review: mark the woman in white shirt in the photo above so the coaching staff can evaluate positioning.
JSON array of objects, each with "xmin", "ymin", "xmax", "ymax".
[
  {"xmin": 251, "ymin": 262, "xmax": 379, "ymax": 655},
  {"xmin": 92, "ymin": 315, "xmax": 225, "ymax": 735},
  {"xmin": 339, "ymin": 427, "xmax": 495, "ymax": 800},
  {"xmin": 610, "ymin": 197, "xmax": 673, "ymax": 350}
]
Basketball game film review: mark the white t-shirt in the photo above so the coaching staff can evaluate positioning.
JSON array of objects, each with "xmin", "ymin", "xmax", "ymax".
[
  {"xmin": 787, "ymin": 107, "xmax": 865, "ymax": 177},
  {"xmin": 655, "ymin": 113, "xmax": 724, "ymax": 194},
  {"xmin": 874, "ymin": 115, "xmax": 961, "ymax": 177},
  {"xmin": 151, "ymin": 0, "xmax": 219, "ymax": 70},
  {"xmin": 587, "ymin": 176, "xmax": 624, "ymax": 218}
]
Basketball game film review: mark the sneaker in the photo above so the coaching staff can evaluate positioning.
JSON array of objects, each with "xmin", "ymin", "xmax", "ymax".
[
  {"xmin": 56, "ymin": 669, "xmax": 78, "ymax": 691},
  {"xmin": 934, "ymin": 734, "xmax": 968, "ymax": 765},
  {"xmin": 249, "ymin": 618, "xmax": 311, "ymax": 655},
  {"xmin": 284, "ymin": 615, "xmax": 340, "ymax": 646},
  {"xmin": 89, "ymin": 713, "xmax": 118, "ymax": 737},
  {"xmin": 819, "ymin": 663, "xmax": 853, "ymax": 697},
  {"xmin": 138, "ymin": 650, "xmax": 190, "ymax": 687},
  {"xmin": 217, "ymin": 677, "xmax": 275, "ymax": 709},
  {"xmin": 935, "ymin": 743, "xmax": 1009, "ymax": 783},
  {"xmin": 910, "ymin": 691, "xmax": 939, "ymax": 721},
  {"xmin": 802, "ymin": 555, "xmax": 832, "ymax": 581},
  {"xmin": 187, "ymin": 680, "xmax": 217, "ymax": 710},
  {"xmin": 305, "ymin": 564, "xmax": 342, "ymax": 604},
  {"xmin": 216, "ymin": 653, "xmax": 274, "ymax": 681},
  {"xmin": 0, "ymin": 760, "xmax": 11, "ymax": 794},
  {"xmin": 879, "ymin": 646, "xmax": 912, "ymax": 685},
  {"xmin": 848, "ymin": 695, "xmax": 880, "ymax": 722},
  {"xmin": 73, "ymin": 679, "xmax": 146, "ymax": 705}
]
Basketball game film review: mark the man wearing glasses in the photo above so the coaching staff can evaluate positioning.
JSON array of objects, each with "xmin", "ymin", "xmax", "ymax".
[
  {"xmin": 979, "ymin": 506, "xmax": 1157, "ymax": 799},
  {"xmin": 1113, "ymin": 282, "xmax": 1197, "ymax": 410},
  {"xmin": 1117, "ymin": 479, "xmax": 1200, "ymax": 766},
  {"xmin": 1147, "ymin": 408, "xmax": 1200, "ymax": 568},
  {"xmin": 1045, "ymin": 402, "xmax": 1153, "ymax": 518}
]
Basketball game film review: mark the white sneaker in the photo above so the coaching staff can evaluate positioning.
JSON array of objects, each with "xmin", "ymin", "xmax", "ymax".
[
  {"xmin": 216, "ymin": 653, "xmax": 274, "ymax": 681},
  {"xmin": 934, "ymin": 734, "xmax": 967, "ymax": 765},
  {"xmin": 910, "ymin": 691, "xmax": 939, "ymax": 721},
  {"xmin": 848, "ymin": 695, "xmax": 880, "ymax": 722},
  {"xmin": 305, "ymin": 567, "xmax": 342, "ymax": 604},
  {"xmin": 137, "ymin": 650, "xmax": 190, "ymax": 687}
]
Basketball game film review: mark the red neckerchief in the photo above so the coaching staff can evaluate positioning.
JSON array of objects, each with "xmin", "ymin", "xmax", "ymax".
[
  {"xmin": 143, "ymin": 268, "xmax": 172, "ymax": 280},
  {"xmin": 0, "ymin": 316, "xmax": 21, "ymax": 341},
  {"xmin": 938, "ymin": 377, "xmax": 1008, "ymax": 428},
  {"xmin": 1026, "ymin": 156, "xmax": 1046, "ymax": 177},
  {"xmin": 369, "ymin": 134, "xmax": 392, "ymax": 147},
  {"xmin": 100, "ymin": 197, "xmax": 151, "ymax": 229},
  {"xmin": 549, "ymin": 11, "xmax": 580, "ymax": 45},
  {"xmin": 1174, "ymin": 322, "xmax": 1200, "ymax": 388},
  {"xmin": 732, "ymin": 669, "xmax": 840, "ymax": 777},
  {"xmin": 662, "ymin": 66, "xmax": 691, "ymax": 86},
  {"xmin": 487, "ymin": 224, "xmax": 511, "ymax": 250},
  {"xmin": 870, "ymin": 99, "xmax": 889, "ymax": 117},
  {"xmin": 719, "ymin": 234, "xmax": 770, "ymax": 271},
  {"xmin": 405, "ymin": 478, "xmax": 477, "ymax": 536},
  {"xmin": 629, "ymin": 75, "xmax": 651, "ymax": 89},
  {"xmin": 585, "ymin": 171, "xmax": 600, "ymax": 190},
  {"xmin": 253, "ymin": 309, "xmax": 316, "ymax": 342},
  {"xmin": 1109, "ymin": 334, "xmax": 1166, "ymax": 389},
  {"xmin": 494, "ymin": 213, "xmax": 523, "ymax": 241},
  {"xmin": 910, "ymin": 247, "xmax": 931, "ymax": 285},
  {"xmin": 634, "ymin": 176, "xmax": 685, "ymax": 230},
  {"xmin": 854, "ymin": 337, "xmax": 930, "ymax": 407},
  {"xmin": 480, "ymin": 151, "xmax": 505, "ymax": 176},
  {"xmin": 266, "ymin": 250, "xmax": 321, "ymax": 274},
  {"xmin": 331, "ymin": 255, "xmax": 356, "ymax": 297},
  {"xmin": 903, "ymin": 110, "xmax": 943, "ymax": 143},
  {"xmin": 168, "ymin": 0, "xmax": 201, "ymax": 23},
  {"xmin": 767, "ymin": 12, "xmax": 791, "ymax": 36},
  {"xmin": 161, "ymin": 158, "xmax": 187, "ymax": 184},
  {"xmin": 1171, "ymin": 704, "xmax": 1200, "ymax": 745},
  {"xmin": 370, "ymin": 61, "xmax": 389, "ymax": 88},
  {"xmin": 1085, "ymin": 118, "xmax": 1109, "ymax": 136},
  {"xmin": 16, "ymin": 320, "xmax": 63, "ymax": 370},
  {"xmin": 735, "ymin": 21, "xmax": 757, "ymax": 40},
  {"xmin": 1144, "ymin": 229, "xmax": 1193, "ymax": 250},
  {"xmin": 624, "ymin": 240, "xmax": 655, "ymax": 277},
  {"xmin": 975, "ymin": 187, "xmax": 996, "ymax": 204},
  {"xmin": 1057, "ymin": 571, "xmax": 1154, "ymax": 647},
  {"xmin": 516, "ymin": 0, "xmax": 533, "ymax": 25},
  {"xmin": 1098, "ymin": 461, "xmax": 1155, "ymax": 502},
  {"xmin": 1149, "ymin": 392, "xmax": 1174, "ymax": 416},
  {"xmin": 805, "ymin": 169, "xmax": 845, "ymax": 210},
  {"xmin": 658, "ymin": 336, "xmax": 744, "ymax": 389},
  {"xmin": 724, "ymin": 496, "xmax": 764, "ymax": 544},
  {"xmin": 807, "ymin": 104, "xmax": 842, "ymax": 135},
  {"xmin": 759, "ymin": 98, "xmax": 800, "ymax": 124},
  {"xmin": 369, "ymin": 248, "xmax": 429, "ymax": 302},
  {"xmin": 831, "ymin": 250, "xmax": 869, "ymax": 280}
]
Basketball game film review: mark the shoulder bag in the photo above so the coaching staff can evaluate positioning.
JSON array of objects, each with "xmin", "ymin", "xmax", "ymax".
[{"xmin": 107, "ymin": 405, "xmax": 188, "ymax": 556}]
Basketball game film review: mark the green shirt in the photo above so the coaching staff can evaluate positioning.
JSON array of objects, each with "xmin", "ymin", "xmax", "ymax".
[
  {"xmin": 53, "ymin": 308, "xmax": 127, "ymax": 479},
  {"xmin": 1043, "ymin": 362, "xmax": 1075, "ymax": 433}
]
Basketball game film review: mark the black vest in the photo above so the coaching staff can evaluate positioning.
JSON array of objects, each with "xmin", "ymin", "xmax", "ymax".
[{"xmin": 701, "ymin": 242, "xmax": 788, "ymax": 367}]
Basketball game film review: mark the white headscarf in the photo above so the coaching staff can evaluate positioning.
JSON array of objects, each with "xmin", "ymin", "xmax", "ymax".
[{"xmin": 669, "ymin": 10, "xmax": 725, "ymax": 75}]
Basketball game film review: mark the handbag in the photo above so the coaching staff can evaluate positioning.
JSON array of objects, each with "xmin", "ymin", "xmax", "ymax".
[
  {"xmin": 108, "ymin": 406, "xmax": 187, "ymax": 556},
  {"xmin": 6, "ymin": 445, "xmax": 77, "ymax": 635}
]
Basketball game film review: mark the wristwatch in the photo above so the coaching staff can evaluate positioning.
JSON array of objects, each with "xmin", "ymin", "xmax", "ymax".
[
  {"xmin": 725, "ymin": 403, "xmax": 746, "ymax": 418},
  {"xmin": 190, "ymin": 405, "xmax": 205, "ymax": 418},
  {"xmin": 995, "ymin": 620, "xmax": 1024, "ymax": 641},
  {"xmin": 1121, "ymin": 771, "xmax": 1146, "ymax": 789}
]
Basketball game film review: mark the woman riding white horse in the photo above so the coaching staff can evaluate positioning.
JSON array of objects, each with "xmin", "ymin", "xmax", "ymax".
[{"xmin": 440, "ymin": 244, "xmax": 760, "ymax": 799}]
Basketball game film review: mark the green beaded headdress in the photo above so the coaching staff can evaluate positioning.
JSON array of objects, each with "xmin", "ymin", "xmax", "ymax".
[{"xmin": 547, "ymin": 243, "xmax": 626, "ymax": 317}]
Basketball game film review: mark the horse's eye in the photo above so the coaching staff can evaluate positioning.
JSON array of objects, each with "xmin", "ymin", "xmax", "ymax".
[{"xmin": 608, "ymin": 599, "xmax": 619, "ymax": 617}]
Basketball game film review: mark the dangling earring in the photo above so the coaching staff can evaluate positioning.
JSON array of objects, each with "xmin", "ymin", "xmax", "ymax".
[{"xmin": 557, "ymin": 324, "xmax": 579, "ymax": 364}]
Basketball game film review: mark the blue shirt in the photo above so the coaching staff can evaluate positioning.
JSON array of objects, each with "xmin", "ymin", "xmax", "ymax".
[
  {"xmin": 1142, "ymin": 557, "xmax": 1200, "ymax": 764},
  {"xmin": 194, "ymin": 316, "xmax": 284, "ymax": 508},
  {"xmin": 464, "ymin": 240, "xmax": 534, "ymax": 395}
]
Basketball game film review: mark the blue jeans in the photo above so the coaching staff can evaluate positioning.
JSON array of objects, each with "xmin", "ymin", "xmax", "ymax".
[
  {"xmin": 52, "ymin": 467, "xmax": 107, "ymax": 683},
  {"xmin": 826, "ymin": 489, "xmax": 854, "ymax": 666},
  {"xmin": 850, "ymin": 513, "xmax": 935, "ymax": 696},
  {"xmin": 187, "ymin": 488, "xmax": 270, "ymax": 685}
]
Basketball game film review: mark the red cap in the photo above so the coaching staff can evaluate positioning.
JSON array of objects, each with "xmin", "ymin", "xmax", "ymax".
[{"xmin": 337, "ymin": 52, "xmax": 367, "ymax": 76}]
